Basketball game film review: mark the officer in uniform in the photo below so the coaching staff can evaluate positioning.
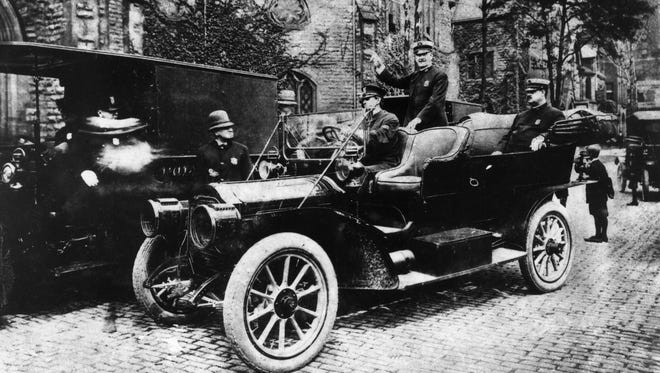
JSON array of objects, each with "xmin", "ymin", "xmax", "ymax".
[
  {"xmin": 351, "ymin": 84, "xmax": 401, "ymax": 173},
  {"xmin": 196, "ymin": 110, "xmax": 252, "ymax": 183},
  {"xmin": 500, "ymin": 78, "xmax": 565, "ymax": 152},
  {"xmin": 581, "ymin": 144, "xmax": 611, "ymax": 243},
  {"xmin": 369, "ymin": 40, "xmax": 449, "ymax": 131}
]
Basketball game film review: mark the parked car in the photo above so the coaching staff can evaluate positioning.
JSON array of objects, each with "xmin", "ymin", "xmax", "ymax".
[
  {"xmin": 132, "ymin": 108, "xmax": 601, "ymax": 372},
  {"xmin": 0, "ymin": 41, "xmax": 277, "ymax": 310},
  {"xmin": 615, "ymin": 111, "xmax": 660, "ymax": 199}
]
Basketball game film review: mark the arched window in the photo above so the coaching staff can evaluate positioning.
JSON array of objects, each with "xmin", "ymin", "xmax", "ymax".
[{"xmin": 281, "ymin": 70, "xmax": 317, "ymax": 114}]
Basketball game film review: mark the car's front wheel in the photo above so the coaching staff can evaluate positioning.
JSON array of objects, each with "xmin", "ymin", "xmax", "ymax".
[
  {"xmin": 223, "ymin": 232, "xmax": 338, "ymax": 373},
  {"xmin": 132, "ymin": 235, "xmax": 208, "ymax": 324},
  {"xmin": 519, "ymin": 201, "xmax": 574, "ymax": 293}
]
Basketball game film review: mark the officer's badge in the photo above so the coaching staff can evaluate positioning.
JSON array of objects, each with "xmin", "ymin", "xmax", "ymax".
[
  {"xmin": 424, "ymin": 80, "xmax": 430, "ymax": 87},
  {"xmin": 534, "ymin": 119, "xmax": 541, "ymax": 125},
  {"xmin": 231, "ymin": 157, "xmax": 238, "ymax": 165}
]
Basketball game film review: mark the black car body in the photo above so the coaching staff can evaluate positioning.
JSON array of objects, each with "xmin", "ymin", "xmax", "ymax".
[
  {"xmin": 133, "ymin": 106, "xmax": 599, "ymax": 372},
  {"xmin": 0, "ymin": 42, "xmax": 277, "ymax": 309},
  {"xmin": 615, "ymin": 111, "xmax": 660, "ymax": 199}
]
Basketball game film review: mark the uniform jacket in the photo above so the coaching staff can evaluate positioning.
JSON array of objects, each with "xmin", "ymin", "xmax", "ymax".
[
  {"xmin": 502, "ymin": 103, "xmax": 565, "ymax": 152},
  {"xmin": 360, "ymin": 109, "xmax": 401, "ymax": 169},
  {"xmin": 585, "ymin": 159, "xmax": 609, "ymax": 207},
  {"xmin": 196, "ymin": 140, "xmax": 252, "ymax": 183},
  {"xmin": 377, "ymin": 65, "xmax": 449, "ymax": 129}
]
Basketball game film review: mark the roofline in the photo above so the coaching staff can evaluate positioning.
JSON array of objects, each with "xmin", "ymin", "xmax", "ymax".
[
  {"xmin": 452, "ymin": 14, "xmax": 508, "ymax": 25},
  {"xmin": 0, "ymin": 41, "xmax": 278, "ymax": 80}
]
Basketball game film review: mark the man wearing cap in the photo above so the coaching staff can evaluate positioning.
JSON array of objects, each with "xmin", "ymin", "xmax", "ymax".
[
  {"xmin": 368, "ymin": 40, "xmax": 448, "ymax": 131},
  {"xmin": 351, "ymin": 84, "xmax": 401, "ymax": 172},
  {"xmin": 277, "ymin": 89, "xmax": 298, "ymax": 117},
  {"xmin": 196, "ymin": 110, "xmax": 252, "ymax": 183},
  {"xmin": 500, "ymin": 78, "xmax": 565, "ymax": 152}
]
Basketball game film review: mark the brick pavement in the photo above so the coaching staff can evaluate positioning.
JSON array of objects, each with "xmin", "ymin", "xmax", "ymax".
[{"xmin": 0, "ymin": 157, "xmax": 659, "ymax": 372}]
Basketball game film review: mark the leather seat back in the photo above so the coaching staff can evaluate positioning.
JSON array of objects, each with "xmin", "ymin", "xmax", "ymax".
[
  {"xmin": 374, "ymin": 126, "xmax": 470, "ymax": 193},
  {"xmin": 458, "ymin": 112, "xmax": 516, "ymax": 155}
]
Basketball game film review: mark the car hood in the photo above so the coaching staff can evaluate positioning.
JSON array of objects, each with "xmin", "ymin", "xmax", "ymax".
[{"xmin": 200, "ymin": 175, "xmax": 344, "ymax": 212}]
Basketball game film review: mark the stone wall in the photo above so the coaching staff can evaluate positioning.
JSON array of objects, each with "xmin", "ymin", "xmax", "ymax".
[
  {"xmin": 6, "ymin": 0, "xmax": 140, "ymax": 140},
  {"xmin": 287, "ymin": 0, "xmax": 457, "ymax": 112},
  {"xmin": 286, "ymin": 0, "xmax": 356, "ymax": 112},
  {"xmin": 453, "ymin": 16, "xmax": 526, "ymax": 114}
]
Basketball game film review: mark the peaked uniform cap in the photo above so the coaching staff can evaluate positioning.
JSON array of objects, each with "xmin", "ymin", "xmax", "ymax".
[
  {"xmin": 525, "ymin": 78, "xmax": 550, "ymax": 92},
  {"xmin": 413, "ymin": 40, "xmax": 434, "ymax": 54},
  {"xmin": 208, "ymin": 110, "xmax": 235, "ymax": 131},
  {"xmin": 277, "ymin": 90, "xmax": 298, "ymax": 106},
  {"xmin": 361, "ymin": 84, "xmax": 387, "ymax": 101}
]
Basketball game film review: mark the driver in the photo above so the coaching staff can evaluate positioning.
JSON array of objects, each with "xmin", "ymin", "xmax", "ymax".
[{"xmin": 351, "ymin": 84, "xmax": 401, "ymax": 173}]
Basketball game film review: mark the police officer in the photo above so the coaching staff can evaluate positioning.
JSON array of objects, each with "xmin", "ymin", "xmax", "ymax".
[
  {"xmin": 196, "ymin": 110, "xmax": 252, "ymax": 183},
  {"xmin": 501, "ymin": 78, "xmax": 565, "ymax": 152},
  {"xmin": 581, "ymin": 144, "xmax": 611, "ymax": 243},
  {"xmin": 352, "ymin": 84, "xmax": 401, "ymax": 172},
  {"xmin": 369, "ymin": 40, "xmax": 449, "ymax": 131}
]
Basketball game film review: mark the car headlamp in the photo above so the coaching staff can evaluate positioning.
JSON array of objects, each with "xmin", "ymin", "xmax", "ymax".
[
  {"xmin": 1, "ymin": 163, "xmax": 16, "ymax": 184},
  {"xmin": 140, "ymin": 198, "xmax": 189, "ymax": 237},
  {"xmin": 190, "ymin": 203, "xmax": 241, "ymax": 249}
]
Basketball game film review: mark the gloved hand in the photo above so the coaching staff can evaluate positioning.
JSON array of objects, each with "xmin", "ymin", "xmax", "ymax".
[
  {"xmin": 80, "ymin": 170, "xmax": 99, "ymax": 187},
  {"xmin": 530, "ymin": 135, "xmax": 547, "ymax": 151}
]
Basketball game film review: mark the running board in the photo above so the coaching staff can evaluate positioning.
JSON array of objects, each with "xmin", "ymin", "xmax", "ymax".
[{"xmin": 397, "ymin": 247, "xmax": 526, "ymax": 290}]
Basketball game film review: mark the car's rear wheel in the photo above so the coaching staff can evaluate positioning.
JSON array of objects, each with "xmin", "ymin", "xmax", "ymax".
[
  {"xmin": 641, "ymin": 169, "xmax": 651, "ymax": 201},
  {"xmin": 616, "ymin": 162, "xmax": 627, "ymax": 192},
  {"xmin": 519, "ymin": 201, "xmax": 574, "ymax": 293},
  {"xmin": 132, "ymin": 235, "xmax": 208, "ymax": 324},
  {"xmin": 224, "ymin": 232, "xmax": 338, "ymax": 373}
]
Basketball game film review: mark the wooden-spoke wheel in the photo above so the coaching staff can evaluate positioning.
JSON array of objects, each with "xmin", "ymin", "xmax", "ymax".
[
  {"xmin": 224, "ymin": 233, "xmax": 338, "ymax": 373},
  {"xmin": 520, "ymin": 202, "xmax": 574, "ymax": 293}
]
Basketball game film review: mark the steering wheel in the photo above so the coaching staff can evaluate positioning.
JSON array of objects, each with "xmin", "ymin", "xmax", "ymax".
[{"xmin": 321, "ymin": 125, "xmax": 364, "ymax": 146}]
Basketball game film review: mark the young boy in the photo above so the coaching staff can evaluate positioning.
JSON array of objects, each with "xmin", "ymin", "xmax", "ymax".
[{"xmin": 582, "ymin": 144, "xmax": 611, "ymax": 243}]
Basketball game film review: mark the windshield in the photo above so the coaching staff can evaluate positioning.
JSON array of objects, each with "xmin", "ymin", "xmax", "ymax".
[{"xmin": 284, "ymin": 110, "xmax": 364, "ymax": 160}]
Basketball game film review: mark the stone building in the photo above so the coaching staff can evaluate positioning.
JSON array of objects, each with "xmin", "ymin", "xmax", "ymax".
[
  {"xmin": 452, "ymin": 13, "xmax": 526, "ymax": 114},
  {"xmin": 634, "ymin": 1, "xmax": 660, "ymax": 110},
  {"xmin": 0, "ymin": 0, "xmax": 461, "ymax": 141},
  {"xmin": 282, "ymin": 0, "xmax": 459, "ymax": 113}
]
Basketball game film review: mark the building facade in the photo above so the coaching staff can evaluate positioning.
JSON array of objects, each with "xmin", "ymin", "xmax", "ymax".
[{"xmin": 1, "ymin": 0, "xmax": 462, "ymax": 141}]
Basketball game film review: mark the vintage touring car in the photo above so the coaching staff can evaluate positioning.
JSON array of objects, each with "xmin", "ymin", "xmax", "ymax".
[
  {"xmin": 0, "ymin": 41, "xmax": 276, "ymax": 310},
  {"xmin": 133, "ymin": 106, "xmax": 602, "ymax": 371}
]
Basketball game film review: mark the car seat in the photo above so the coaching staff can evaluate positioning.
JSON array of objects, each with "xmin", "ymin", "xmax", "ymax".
[
  {"xmin": 374, "ymin": 126, "xmax": 471, "ymax": 194},
  {"xmin": 457, "ymin": 112, "xmax": 516, "ymax": 155}
]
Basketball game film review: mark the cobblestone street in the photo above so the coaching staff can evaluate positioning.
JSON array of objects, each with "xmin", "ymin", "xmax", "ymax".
[{"xmin": 1, "ymin": 154, "xmax": 659, "ymax": 373}]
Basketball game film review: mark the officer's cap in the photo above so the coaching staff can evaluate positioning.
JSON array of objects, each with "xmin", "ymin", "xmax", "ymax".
[
  {"xmin": 586, "ymin": 144, "xmax": 601, "ymax": 157},
  {"xmin": 360, "ymin": 84, "xmax": 387, "ymax": 102},
  {"xmin": 413, "ymin": 40, "xmax": 434, "ymax": 55},
  {"xmin": 277, "ymin": 90, "xmax": 298, "ymax": 106},
  {"xmin": 208, "ymin": 110, "xmax": 235, "ymax": 131},
  {"xmin": 525, "ymin": 78, "xmax": 550, "ymax": 93}
]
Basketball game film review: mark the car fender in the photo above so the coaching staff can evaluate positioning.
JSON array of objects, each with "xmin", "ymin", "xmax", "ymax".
[
  {"xmin": 498, "ymin": 183, "xmax": 579, "ymax": 243},
  {"xmin": 210, "ymin": 207, "xmax": 399, "ymax": 290}
]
